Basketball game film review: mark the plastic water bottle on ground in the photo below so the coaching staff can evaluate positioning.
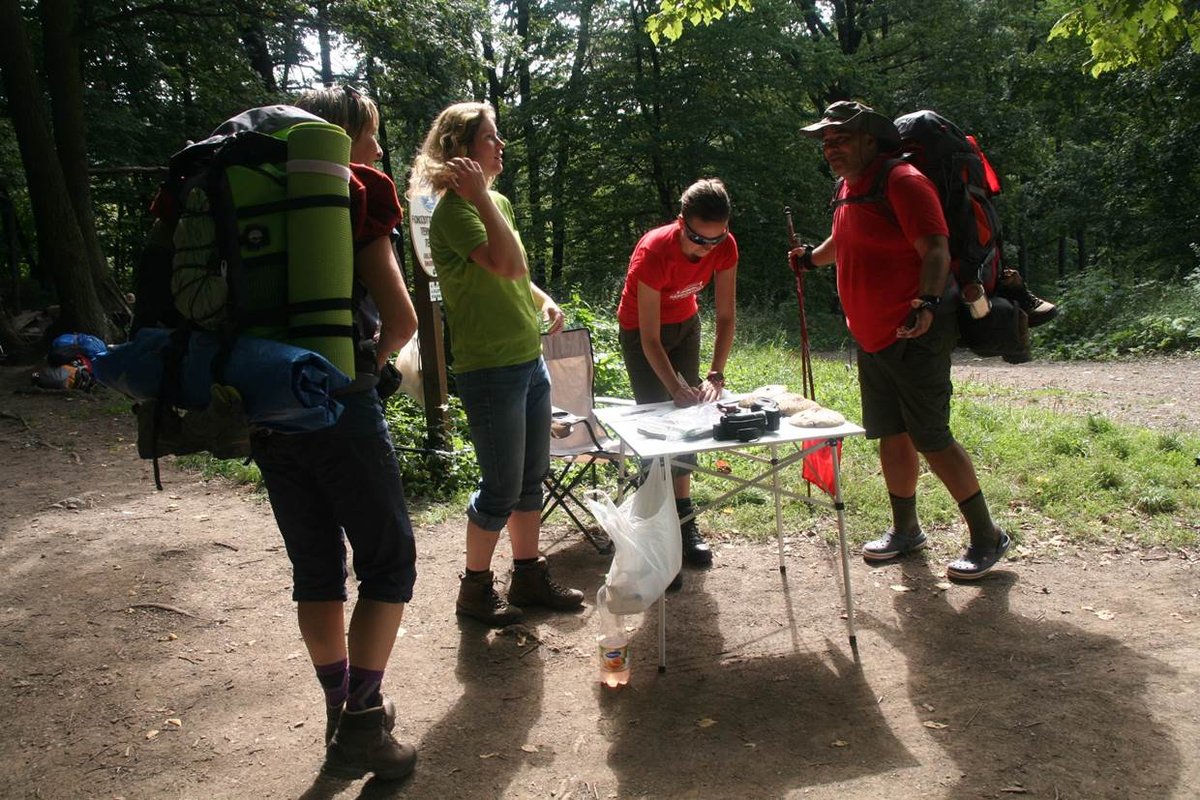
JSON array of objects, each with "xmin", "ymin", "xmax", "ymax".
[{"xmin": 596, "ymin": 587, "xmax": 630, "ymax": 688}]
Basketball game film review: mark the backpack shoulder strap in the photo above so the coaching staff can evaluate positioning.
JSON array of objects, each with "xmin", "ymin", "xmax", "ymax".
[{"xmin": 829, "ymin": 158, "xmax": 902, "ymax": 216}]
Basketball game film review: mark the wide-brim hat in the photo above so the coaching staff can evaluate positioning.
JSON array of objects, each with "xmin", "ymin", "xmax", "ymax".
[{"xmin": 800, "ymin": 101, "xmax": 900, "ymax": 150}]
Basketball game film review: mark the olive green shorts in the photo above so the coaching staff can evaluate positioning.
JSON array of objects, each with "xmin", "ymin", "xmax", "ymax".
[{"xmin": 856, "ymin": 310, "xmax": 959, "ymax": 453}]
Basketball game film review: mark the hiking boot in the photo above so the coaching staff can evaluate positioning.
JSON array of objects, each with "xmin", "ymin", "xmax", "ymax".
[
  {"xmin": 862, "ymin": 528, "xmax": 928, "ymax": 562},
  {"xmin": 667, "ymin": 571, "xmax": 683, "ymax": 592},
  {"xmin": 322, "ymin": 701, "xmax": 416, "ymax": 781},
  {"xmin": 326, "ymin": 695, "xmax": 396, "ymax": 746},
  {"xmin": 456, "ymin": 570, "xmax": 524, "ymax": 627},
  {"xmin": 946, "ymin": 530, "xmax": 1011, "ymax": 581},
  {"xmin": 508, "ymin": 557, "xmax": 585, "ymax": 611},
  {"xmin": 680, "ymin": 518, "xmax": 713, "ymax": 567},
  {"xmin": 999, "ymin": 269, "xmax": 1058, "ymax": 328}
]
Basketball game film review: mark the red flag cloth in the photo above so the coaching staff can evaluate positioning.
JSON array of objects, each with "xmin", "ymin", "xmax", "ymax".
[{"xmin": 802, "ymin": 439, "xmax": 842, "ymax": 497}]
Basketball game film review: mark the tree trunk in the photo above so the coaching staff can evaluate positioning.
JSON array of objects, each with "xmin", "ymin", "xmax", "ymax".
[
  {"xmin": 316, "ymin": 0, "xmax": 333, "ymax": 85},
  {"xmin": 41, "ymin": 0, "xmax": 113, "ymax": 293},
  {"xmin": 482, "ymin": 28, "xmax": 516, "ymax": 201},
  {"xmin": 550, "ymin": 0, "xmax": 594, "ymax": 289},
  {"xmin": 0, "ymin": 0, "xmax": 111, "ymax": 337},
  {"xmin": 240, "ymin": 20, "xmax": 278, "ymax": 92},
  {"xmin": 1075, "ymin": 229, "xmax": 1086, "ymax": 272},
  {"xmin": 1057, "ymin": 234, "xmax": 1066, "ymax": 279},
  {"xmin": 1016, "ymin": 219, "xmax": 1028, "ymax": 277},
  {"xmin": 517, "ymin": 0, "xmax": 546, "ymax": 285},
  {"xmin": 630, "ymin": 0, "xmax": 673, "ymax": 219}
]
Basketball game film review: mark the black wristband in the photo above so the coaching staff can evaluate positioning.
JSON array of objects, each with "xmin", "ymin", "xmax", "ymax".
[
  {"xmin": 799, "ymin": 246, "xmax": 815, "ymax": 270},
  {"xmin": 918, "ymin": 294, "xmax": 941, "ymax": 310},
  {"xmin": 706, "ymin": 370, "xmax": 725, "ymax": 386}
]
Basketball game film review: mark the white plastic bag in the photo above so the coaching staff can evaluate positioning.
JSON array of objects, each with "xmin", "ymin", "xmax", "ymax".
[
  {"xmin": 585, "ymin": 458, "xmax": 682, "ymax": 614},
  {"xmin": 391, "ymin": 334, "xmax": 424, "ymax": 407}
]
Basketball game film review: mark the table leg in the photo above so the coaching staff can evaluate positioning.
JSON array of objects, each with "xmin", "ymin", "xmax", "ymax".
[
  {"xmin": 831, "ymin": 439, "xmax": 857, "ymax": 649},
  {"xmin": 771, "ymin": 443, "xmax": 786, "ymax": 574},
  {"xmin": 657, "ymin": 594, "xmax": 667, "ymax": 672}
]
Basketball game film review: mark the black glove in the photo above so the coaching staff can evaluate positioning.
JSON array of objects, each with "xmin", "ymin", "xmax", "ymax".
[
  {"xmin": 376, "ymin": 361, "xmax": 402, "ymax": 401},
  {"xmin": 790, "ymin": 244, "xmax": 815, "ymax": 275}
]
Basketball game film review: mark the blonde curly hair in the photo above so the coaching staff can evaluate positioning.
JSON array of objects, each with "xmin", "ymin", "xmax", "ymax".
[{"xmin": 407, "ymin": 101, "xmax": 496, "ymax": 199}]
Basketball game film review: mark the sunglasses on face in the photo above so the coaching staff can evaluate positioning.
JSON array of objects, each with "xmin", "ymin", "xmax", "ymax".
[{"xmin": 683, "ymin": 219, "xmax": 729, "ymax": 247}]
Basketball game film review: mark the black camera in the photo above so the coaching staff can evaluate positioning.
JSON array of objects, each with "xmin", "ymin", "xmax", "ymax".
[{"xmin": 712, "ymin": 401, "xmax": 780, "ymax": 442}]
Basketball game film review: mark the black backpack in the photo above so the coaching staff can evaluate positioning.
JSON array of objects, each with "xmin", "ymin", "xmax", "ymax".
[{"xmin": 832, "ymin": 110, "xmax": 1028, "ymax": 359}]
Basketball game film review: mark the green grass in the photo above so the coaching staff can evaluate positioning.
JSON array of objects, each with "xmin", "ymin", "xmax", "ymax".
[
  {"xmin": 176, "ymin": 453, "xmax": 263, "ymax": 487},
  {"xmin": 684, "ymin": 345, "xmax": 1200, "ymax": 553}
]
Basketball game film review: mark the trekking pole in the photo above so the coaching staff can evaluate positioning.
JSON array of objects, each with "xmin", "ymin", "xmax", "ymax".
[{"xmin": 785, "ymin": 207, "xmax": 816, "ymax": 402}]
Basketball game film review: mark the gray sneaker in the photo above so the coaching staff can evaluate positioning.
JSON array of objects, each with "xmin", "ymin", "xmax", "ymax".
[
  {"xmin": 946, "ymin": 531, "xmax": 1011, "ymax": 581},
  {"xmin": 862, "ymin": 528, "xmax": 928, "ymax": 562}
]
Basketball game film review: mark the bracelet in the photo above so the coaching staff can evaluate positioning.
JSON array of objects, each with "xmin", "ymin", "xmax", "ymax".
[
  {"xmin": 706, "ymin": 370, "xmax": 725, "ymax": 386},
  {"xmin": 918, "ymin": 294, "xmax": 941, "ymax": 310}
]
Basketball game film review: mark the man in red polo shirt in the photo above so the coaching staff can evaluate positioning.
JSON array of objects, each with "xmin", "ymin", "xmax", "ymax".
[
  {"xmin": 795, "ymin": 101, "xmax": 1010, "ymax": 580},
  {"xmin": 617, "ymin": 178, "xmax": 739, "ymax": 578}
]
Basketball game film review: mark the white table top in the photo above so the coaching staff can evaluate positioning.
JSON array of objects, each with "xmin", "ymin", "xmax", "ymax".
[{"xmin": 595, "ymin": 400, "xmax": 865, "ymax": 460}]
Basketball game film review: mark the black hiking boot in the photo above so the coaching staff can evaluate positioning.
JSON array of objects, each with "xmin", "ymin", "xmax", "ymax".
[
  {"xmin": 456, "ymin": 570, "xmax": 524, "ymax": 627},
  {"xmin": 508, "ymin": 557, "xmax": 585, "ymax": 611},
  {"xmin": 680, "ymin": 518, "xmax": 713, "ymax": 567},
  {"xmin": 322, "ymin": 700, "xmax": 416, "ymax": 781}
]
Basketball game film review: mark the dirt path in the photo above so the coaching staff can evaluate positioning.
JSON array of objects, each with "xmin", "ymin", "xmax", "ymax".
[{"xmin": 1, "ymin": 359, "xmax": 1197, "ymax": 800}]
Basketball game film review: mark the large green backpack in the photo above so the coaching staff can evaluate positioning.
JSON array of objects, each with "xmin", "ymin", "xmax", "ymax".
[{"xmin": 129, "ymin": 105, "xmax": 358, "ymax": 484}]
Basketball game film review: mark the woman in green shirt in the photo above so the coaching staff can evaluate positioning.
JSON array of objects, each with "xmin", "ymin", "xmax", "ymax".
[{"xmin": 409, "ymin": 102, "xmax": 583, "ymax": 627}]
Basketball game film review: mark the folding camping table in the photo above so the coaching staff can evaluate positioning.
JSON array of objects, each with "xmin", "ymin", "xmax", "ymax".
[{"xmin": 594, "ymin": 401, "xmax": 866, "ymax": 670}]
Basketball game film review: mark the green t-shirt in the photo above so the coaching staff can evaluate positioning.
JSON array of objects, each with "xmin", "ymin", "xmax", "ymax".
[{"xmin": 429, "ymin": 191, "xmax": 541, "ymax": 373}]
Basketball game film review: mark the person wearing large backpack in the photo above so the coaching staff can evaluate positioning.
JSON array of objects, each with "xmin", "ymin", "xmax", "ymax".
[
  {"xmin": 249, "ymin": 86, "xmax": 419, "ymax": 780},
  {"xmin": 794, "ymin": 100, "xmax": 1010, "ymax": 580},
  {"xmin": 410, "ymin": 102, "xmax": 585, "ymax": 628}
]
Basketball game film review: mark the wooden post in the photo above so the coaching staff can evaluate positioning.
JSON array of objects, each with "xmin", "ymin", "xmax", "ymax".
[{"xmin": 410, "ymin": 249, "xmax": 449, "ymax": 457}]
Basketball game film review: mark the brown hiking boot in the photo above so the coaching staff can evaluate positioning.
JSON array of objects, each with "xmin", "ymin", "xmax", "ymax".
[
  {"xmin": 456, "ymin": 570, "xmax": 524, "ymax": 627},
  {"xmin": 508, "ymin": 556, "xmax": 585, "ymax": 611},
  {"xmin": 325, "ymin": 695, "xmax": 395, "ymax": 746},
  {"xmin": 323, "ymin": 701, "xmax": 416, "ymax": 781}
]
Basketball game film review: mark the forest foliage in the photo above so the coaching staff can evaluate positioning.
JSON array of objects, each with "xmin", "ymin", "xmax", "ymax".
[{"xmin": 0, "ymin": 0, "xmax": 1198, "ymax": 355}]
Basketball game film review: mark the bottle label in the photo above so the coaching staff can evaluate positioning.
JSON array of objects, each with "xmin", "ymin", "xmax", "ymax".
[{"xmin": 599, "ymin": 642, "xmax": 629, "ymax": 672}]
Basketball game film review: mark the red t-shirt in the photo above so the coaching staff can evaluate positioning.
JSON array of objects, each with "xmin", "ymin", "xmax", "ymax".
[
  {"xmin": 616, "ymin": 220, "xmax": 738, "ymax": 330},
  {"xmin": 832, "ymin": 159, "xmax": 948, "ymax": 353}
]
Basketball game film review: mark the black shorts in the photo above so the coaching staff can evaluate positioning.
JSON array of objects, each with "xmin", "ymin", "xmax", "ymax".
[
  {"xmin": 619, "ymin": 314, "xmax": 701, "ymax": 474},
  {"xmin": 856, "ymin": 310, "xmax": 959, "ymax": 453},
  {"xmin": 252, "ymin": 391, "xmax": 417, "ymax": 603}
]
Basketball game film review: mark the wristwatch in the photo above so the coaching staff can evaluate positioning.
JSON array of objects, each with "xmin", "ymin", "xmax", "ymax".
[{"xmin": 706, "ymin": 370, "xmax": 726, "ymax": 386}]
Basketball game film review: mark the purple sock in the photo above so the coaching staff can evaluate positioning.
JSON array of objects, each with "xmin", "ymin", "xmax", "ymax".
[
  {"xmin": 347, "ymin": 665, "xmax": 385, "ymax": 712},
  {"xmin": 315, "ymin": 658, "xmax": 348, "ymax": 708}
]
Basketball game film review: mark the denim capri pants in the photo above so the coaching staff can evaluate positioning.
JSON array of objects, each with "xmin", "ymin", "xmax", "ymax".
[{"xmin": 455, "ymin": 356, "xmax": 552, "ymax": 531}]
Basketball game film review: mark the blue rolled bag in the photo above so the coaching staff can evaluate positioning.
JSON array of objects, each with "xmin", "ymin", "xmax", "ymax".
[{"xmin": 92, "ymin": 327, "xmax": 351, "ymax": 434}]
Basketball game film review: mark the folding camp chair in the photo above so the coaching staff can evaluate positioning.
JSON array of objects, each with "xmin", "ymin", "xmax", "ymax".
[{"xmin": 541, "ymin": 328, "xmax": 629, "ymax": 553}]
